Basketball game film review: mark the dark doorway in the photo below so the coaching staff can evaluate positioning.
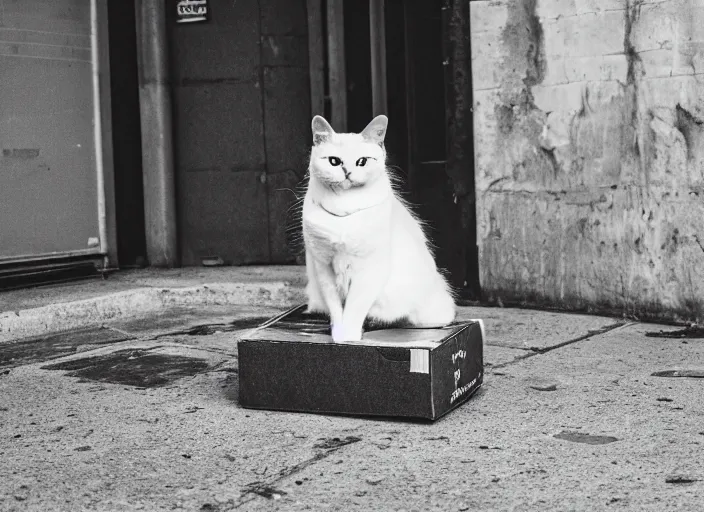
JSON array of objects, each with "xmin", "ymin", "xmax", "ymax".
[
  {"xmin": 384, "ymin": 1, "xmax": 478, "ymax": 297},
  {"xmin": 108, "ymin": 2, "xmax": 147, "ymax": 267},
  {"xmin": 343, "ymin": 2, "xmax": 372, "ymax": 133},
  {"xmin": 383, "ymin": 0, "xmax": 410, "ymax": 180},
  {"xmin": 343, "ymin": 0, "xmax": 409, "ymax": 183},
  {"xmin": 399, "ymin": 1, "xmax": 460, "ymax": 286},
  {"xmin": 308, "ymin": 0, "xmax": 478, "ymax": 295}
]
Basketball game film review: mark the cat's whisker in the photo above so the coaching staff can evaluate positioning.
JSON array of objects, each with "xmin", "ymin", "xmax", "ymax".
[{"xmin": 275, "ymin": 187, "xmax": 304, "ymax": 200}]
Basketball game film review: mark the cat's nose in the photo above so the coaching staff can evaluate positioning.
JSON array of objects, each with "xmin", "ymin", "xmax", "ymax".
[{"xmin": 342, "ymin": 166, "xmax": 350, "ymax": 178}]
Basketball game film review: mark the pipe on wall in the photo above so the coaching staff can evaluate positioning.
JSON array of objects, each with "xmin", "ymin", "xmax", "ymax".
[
  {"xmin": 135, "ymin": 0, "xmax": 179, "ymax": 267},
  {"xmin": 369, "ymin": 0, "xmax": 387, "ymax": 116},
  {"xmin": 326, "ymin": 0, "xmax": 347, "ymax": 131}
]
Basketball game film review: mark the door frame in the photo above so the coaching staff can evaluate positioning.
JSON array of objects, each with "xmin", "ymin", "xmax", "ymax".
[
  {"xmin": 0, "ymin": 0, "xmax": 117, "ymax": 268},
  {"xmin": 306, "ymin": 0, "xmax": 479, "ymax": 296},
  {"xmin": 92, "ymin": 0, "xmax": 118, "ymax": 269}
]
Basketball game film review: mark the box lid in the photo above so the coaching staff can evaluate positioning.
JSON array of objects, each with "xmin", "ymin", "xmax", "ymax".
[{"xmin": 242, "ymin": 304, "xmax": 474, "ymax": 349}]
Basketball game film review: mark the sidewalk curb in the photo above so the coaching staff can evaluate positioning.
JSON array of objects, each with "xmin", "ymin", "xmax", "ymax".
[{"xmin": 0, "ymin": 281, "xmax": 306, "ymax": 342}]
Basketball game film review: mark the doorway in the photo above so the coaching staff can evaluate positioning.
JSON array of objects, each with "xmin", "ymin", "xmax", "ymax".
[
  {"xmin": 342, "ymin": 0, "xmax": 479, "ymax": 297},
  {"xmin": 108, "ymin": 1, "xmax": 147, "ymax": 268}
]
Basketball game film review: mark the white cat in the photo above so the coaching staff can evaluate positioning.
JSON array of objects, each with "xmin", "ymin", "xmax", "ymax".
[{"xmin": 302, "ymin": 114, "xmax": 456, "ymax": 342}]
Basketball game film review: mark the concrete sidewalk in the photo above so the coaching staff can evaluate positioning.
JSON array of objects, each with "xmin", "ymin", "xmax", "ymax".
[
  {"xmin": 0, "ymin": 267, "xmax": 307, "ymax": 342},
  {"xmin": 0, "ymin": 268, "xmax": 702, "ymax": 511}
]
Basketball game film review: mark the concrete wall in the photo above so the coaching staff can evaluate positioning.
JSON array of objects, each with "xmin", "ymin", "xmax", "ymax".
[{"xmin": 470, "ymin": 0, "xmax": 704, "ymax": 321}]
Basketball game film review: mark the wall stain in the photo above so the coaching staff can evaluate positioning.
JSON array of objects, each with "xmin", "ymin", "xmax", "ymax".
[
  {"xmin": 501, "ymin": 0, "xmax": 546, "ymax": 91},
  {"xmin": 674, "ymin": 104, "xmax": 704, "ymax": 161},
  {"xmin": 540, "ymin": 147, "xmax": 559, "ymax": 178},
  {"xmin": 624, "ymin": 0, "xmax": 644, "ymax": 88},
  {"xmin": 623, "ymin": 0, "xmax": 646, "ymax": 163},
  {"xmin": 523, "ymin": 0, "xmax": 546, "ymax": 87},
  {"xmin": 493, "ymin": 0, "xmax": 555, "ymax": 186}
]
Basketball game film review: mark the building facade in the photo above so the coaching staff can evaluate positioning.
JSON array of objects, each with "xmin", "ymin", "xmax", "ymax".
[
  {"xmin": 471, "ymin": 0, "xmax": 704, "ymax": 322},
  {"xmin": 6, "ymin": 0, "xmax": 699, "ymax": 323},
  {"xmin": 1, "ymin": 0, "xmax": 476, "ymax": 296}
]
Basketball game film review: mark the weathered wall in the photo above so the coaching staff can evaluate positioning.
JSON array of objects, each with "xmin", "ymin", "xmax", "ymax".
[{"xmin": 470, "ymin": 0, "xmax": 704, "ymax": 321}]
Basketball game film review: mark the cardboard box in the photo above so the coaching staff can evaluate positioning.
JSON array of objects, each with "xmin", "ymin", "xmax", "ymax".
[{"xmin": 238, "ymin": 305, "xmax": 484, "ymax": 421}]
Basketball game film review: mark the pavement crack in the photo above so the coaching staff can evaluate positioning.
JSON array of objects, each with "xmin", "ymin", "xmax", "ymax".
[
  {"xmin": 154, "ymin": 317, "xmax": 271, "ymax": 339},
  {"xmin": 528, "ymin": 322, "xmax": 630, "ymax": 353},
  {"xmin": 491, "ymin": 322, "xmax": 633, "ymax": 369},
  {"xmin": 230, "ymin": 436, "xmax": 362, "ymax": 509},
  {"xmin": 485, "ymin": 342, "xmax": 533, "ymax": 351}
]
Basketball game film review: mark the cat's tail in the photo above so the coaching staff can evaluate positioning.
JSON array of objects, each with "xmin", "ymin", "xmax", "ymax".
[{"xmin": 408, "ymin": 280, "xmax": 456, "ymax": 328}]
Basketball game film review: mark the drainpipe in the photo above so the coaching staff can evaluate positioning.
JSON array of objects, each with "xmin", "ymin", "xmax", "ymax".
[
  {"xmin": 327, "ymin": 0, "xmax": 347, "ymax": 131},
  {"xmin": 369, "ymin": 0, "xmax": 387, "ymax": 116},
  {"xmin": 135, "ymin": 0, "xmax": 179, "ymax": 267}
]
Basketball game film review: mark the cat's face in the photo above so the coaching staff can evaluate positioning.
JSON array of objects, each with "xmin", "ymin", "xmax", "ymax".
[{"xmin": 309, "ymin": 115, "xmax": 388, "ymax": 190}]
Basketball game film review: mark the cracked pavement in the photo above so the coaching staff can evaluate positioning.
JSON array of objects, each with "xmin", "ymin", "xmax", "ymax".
[{"xmin": 1, "ymin": 304, "xmax": 703, "ymax": 511}]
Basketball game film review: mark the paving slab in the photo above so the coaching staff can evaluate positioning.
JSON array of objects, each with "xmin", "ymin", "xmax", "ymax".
[
  {"xmin": 1, "ymin": 265, "xmax": 624, "ymax": 353},
  {"xmin": 456, "ymin": 306, "xmax": 624, "ymax": 351},
  {"xmin": 0, "ymin": 267, "xmax": 306, "ymax": 312},
  {"xmin": 483, "ymin": 343, "xmax": 529, "ymax": 368},
  {"xmin": 1, "ymin": 311, "xmax": 702, "ymax": 511},
  {"xmin": 222, "ymin": 322, "xmax": 704, "ymax": 511},
  {"xmin": 110, "ymin": 305, "xmax": 286, "ymax": 340},
  {"xmin": 0, "ymin": 268, "xmax": 305, "ymax": 343}
]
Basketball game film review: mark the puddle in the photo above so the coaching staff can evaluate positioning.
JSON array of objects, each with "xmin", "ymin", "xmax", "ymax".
[
  {"xmin": 0, "ymin": 327, "xmax": 132, "ymax": 370},
  {"xmin": 553, "ymin": 431, "xmax": 618, "ymax": 445},
  {"xmin": 244, "ymin": 484, "xmax": 288, "ymax": 500},
  {"xmin": 651, "ymin": 370, "xmax": 704, "ymax": 378},
  {"xmin": 180, "ymin": 317, "xmax": 273, "ymax": 336},
  {"xmin": 646, "ymin": 327, "xmax": 704, "ymax": 339},
  {"xmin": 313, "ymin": 436, "xmax": 362, "ymax": 450},
  {"xmin": 526, "ymin": 377, "xmax": 559, "ymax": 392},
  {"xmin": 41, "ymin": 348, "xmax": 209, "ymax": 387},
  {"xmin": 666, "ymin": 475, "xmax": 699, "ymax": 484}
]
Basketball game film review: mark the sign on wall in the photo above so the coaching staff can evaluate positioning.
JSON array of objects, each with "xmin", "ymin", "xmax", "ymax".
[{"xmin": 176, "ymin": 0, "xmax": 208, "ymax": 23}]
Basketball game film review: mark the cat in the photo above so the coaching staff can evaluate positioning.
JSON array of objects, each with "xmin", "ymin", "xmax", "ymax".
[{"xmin": 302, "ymin": 114, "xmax": 456, "ymax": 342}]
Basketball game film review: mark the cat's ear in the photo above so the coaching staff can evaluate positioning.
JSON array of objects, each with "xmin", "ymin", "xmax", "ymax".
[
  {"xmin": 312, "ymin": 115, "xmax": 335, "ymax": 145},
  {"xmin": 361, "ymin": 115, "xmax": 388, "ymax": 145}
]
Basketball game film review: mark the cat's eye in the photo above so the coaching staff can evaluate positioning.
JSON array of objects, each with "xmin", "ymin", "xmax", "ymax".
[
  {"xmin": 327, "ymin": 156, "xmax": 342, "ymax": 166},
  {"xmin": 356, "ymin": 157, "xmax": 368, "ymax": 167}
]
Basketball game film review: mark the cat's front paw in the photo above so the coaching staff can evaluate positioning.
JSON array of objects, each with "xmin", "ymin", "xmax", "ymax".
[
  {"xmin": 306, "ymin": 301, "xmax": 327, "ymax": 314},
  {"xmin": 331, "ymin": 324, "xmax": 362, "ymax": 342}
]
